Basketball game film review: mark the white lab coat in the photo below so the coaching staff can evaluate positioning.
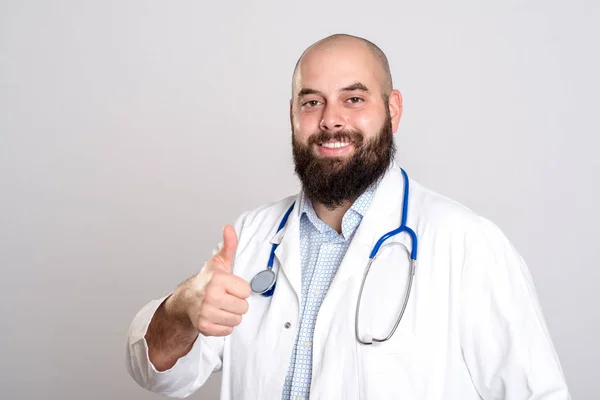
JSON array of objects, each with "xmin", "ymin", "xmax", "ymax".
[{"xmin": 126, "ymin": 163, "xmax": 570, "ymax": 399}]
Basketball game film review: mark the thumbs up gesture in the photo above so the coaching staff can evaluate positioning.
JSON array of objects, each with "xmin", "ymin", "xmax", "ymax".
[{"xmin": 167, "ymin": 225, "xmax": 252, "ymax": 337}]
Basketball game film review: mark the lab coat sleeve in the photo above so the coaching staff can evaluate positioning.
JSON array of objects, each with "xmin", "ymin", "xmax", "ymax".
[
  {"xmin": 459, "ymin": 217, "xmax": 570, "ymax": 399},
  {"xmin": 126, "ymin": 295, "xmax": 225, "ymax": 398},
  {"xmin": 125, "ymin": 211, "xmax": 250, "ymax": 398}
]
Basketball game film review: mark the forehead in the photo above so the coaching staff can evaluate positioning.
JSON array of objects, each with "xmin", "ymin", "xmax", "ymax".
[{"xmin": 293, "ymin": 43, "xmax": 383, "ymax": 96}]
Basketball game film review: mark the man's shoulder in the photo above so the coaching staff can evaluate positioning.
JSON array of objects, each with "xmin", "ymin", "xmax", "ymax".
[
  {"xmin": 408, "ymin": 179, "xmax": 490, "ymax": 236},
  {"xmin": 408, "ymin": 179, "xmax": 515, "ymax": 253},
  {"xmin": 234, "ymin": 194, "xmax": 298, "ymax": 235}
]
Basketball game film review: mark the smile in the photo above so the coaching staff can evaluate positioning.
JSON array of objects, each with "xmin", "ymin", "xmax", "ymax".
[{"xmin": 319, "ymin": 141, "xmax": 351, "ymax": 149}]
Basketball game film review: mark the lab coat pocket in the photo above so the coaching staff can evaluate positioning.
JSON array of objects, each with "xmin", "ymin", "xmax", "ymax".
[
  {"xmin": 357, "ymin": 340, "xmax": 424, "ymax": 399},
  {"xmin": 354, "ymin": 240, "xmax": 423, "ymax": 398}
]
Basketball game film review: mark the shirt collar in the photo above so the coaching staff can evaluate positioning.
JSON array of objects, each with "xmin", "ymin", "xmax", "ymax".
[{"xmin": 299, "ymin": 178, "xmax": 380, "ymax": 240}]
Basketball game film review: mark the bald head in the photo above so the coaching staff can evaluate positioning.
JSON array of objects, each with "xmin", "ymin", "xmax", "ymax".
[{"xmin": 293, "ymin": 34, "xmax": 393, "ymax": 99}]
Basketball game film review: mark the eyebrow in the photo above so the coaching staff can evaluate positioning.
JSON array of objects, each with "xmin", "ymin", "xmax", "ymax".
[
  {"xmin": 341, "ymin": 82, "xmax": 370, "ymax": 92},
  {"xmin": 297, "ymin": 82, "xmax": 370, "ymax": 98},
  {"xmin": 298, "ymin": 88, "xmax": 322, "ymax": 97}
]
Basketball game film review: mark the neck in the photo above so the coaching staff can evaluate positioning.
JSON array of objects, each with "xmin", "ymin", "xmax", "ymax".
[{"xmin": 313, "ymin": 199, "xmax": 355, "ymax": 234}]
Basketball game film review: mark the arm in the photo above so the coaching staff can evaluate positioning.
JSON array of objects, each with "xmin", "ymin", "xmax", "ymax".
[
  {"xmin": 126, "ymin": 294, "xmax": 224, "ymax": 398},
  {"xmin": 145, "ymin": 294, "xmax": 199, "ymax": 372},
  {"xmin": 460, "ymin": 217, "xmax": 570, "ymax": 399},
  {"xmin": 126, "ymin": 225, "xmax": 251, "ymax": 398}
]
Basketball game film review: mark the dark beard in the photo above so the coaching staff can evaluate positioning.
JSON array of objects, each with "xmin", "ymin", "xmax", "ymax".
[{"xmin": 292, "ymin": 114, "xmax": 396, "ymax": 210}]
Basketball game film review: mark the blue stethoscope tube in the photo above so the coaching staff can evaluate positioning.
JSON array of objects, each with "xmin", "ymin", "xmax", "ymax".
[
  {"xmin": 369, "ymin": 168, "xmax": 418, "ymax": 260},
  {"xmin": 249, "ymin": 168, "xmax": 419, "ymax": 343},
  {"xmin": 249, "ymin": 203, "xmax": 296, "ymax": 297}
]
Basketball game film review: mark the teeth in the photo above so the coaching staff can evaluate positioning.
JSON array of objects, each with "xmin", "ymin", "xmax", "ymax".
[{"xmin": 321, "ymin": 141, "xmax": 350, "ymax": 149}]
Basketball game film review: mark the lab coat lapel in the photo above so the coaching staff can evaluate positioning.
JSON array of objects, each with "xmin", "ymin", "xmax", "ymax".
[
  {"xmin": 330, "ymin": 163, "xmax": 407, "ymax": 287},
  {"xmin": 270, "ymin": 194, "xmax": 303, "ymax": 304}
]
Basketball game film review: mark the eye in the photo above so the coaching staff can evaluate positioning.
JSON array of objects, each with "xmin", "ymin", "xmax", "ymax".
[
  {"xmin": 347, "ymin": 97, "xmax": 363, "ymax": 104},
  {"xmin": 302, "ymin": 100, "xmax": 321, "ymax": 107}
]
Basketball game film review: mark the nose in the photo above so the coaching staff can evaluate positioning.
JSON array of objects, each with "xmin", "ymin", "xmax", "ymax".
[{"xmin": 319, "ymin": 104, "xmax": 347, "ymax": 132}]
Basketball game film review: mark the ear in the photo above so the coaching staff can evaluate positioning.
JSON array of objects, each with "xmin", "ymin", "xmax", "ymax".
[
  {"xmin": 289, "ymin": 99, "xmax": 294, "ymax": 130},
  {"xmin": 388, "ymin": 89, "xmax": 403, "ymax": 133}
]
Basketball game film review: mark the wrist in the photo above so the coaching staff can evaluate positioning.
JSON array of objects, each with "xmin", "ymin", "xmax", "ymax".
[{"xmin": 162, "ymin": 294, "xmax": 194, "ymax": 331}]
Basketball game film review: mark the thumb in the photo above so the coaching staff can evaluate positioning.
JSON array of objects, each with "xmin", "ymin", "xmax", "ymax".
[{"xmin": 216, "ymin": 224, "xmax": 238, "ymax": 272}]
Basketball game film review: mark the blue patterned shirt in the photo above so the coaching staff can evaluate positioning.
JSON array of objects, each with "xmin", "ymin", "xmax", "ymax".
[{"xmin": 281, "ymin": 184, "xmax": 378, "ymax": 400}]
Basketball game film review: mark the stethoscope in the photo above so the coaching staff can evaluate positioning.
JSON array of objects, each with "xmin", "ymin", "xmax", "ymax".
[{"xmin": 250, "ymin": 168, "xmax": 418, "ymax": 345}]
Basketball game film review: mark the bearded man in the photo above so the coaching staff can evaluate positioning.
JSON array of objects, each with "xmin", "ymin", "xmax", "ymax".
[{"xmin": 126, "ymin": 34, "xmax": 569, "ymax": 399}]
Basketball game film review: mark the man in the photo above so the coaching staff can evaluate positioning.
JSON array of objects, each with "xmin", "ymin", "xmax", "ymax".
[{"xmin": 126, "ymin": 34, "xmax": 570, "ymax": 399}]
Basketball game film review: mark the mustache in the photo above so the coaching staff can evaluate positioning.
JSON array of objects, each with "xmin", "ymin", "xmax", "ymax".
[{"xmin": 307, "ymin": 130, "xmax": 365, "ymax": 147}]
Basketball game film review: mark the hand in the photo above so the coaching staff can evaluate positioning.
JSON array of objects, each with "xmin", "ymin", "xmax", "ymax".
[{"xmin": 166, "ymin": 225, "xmax": 251, "ymax": 337}]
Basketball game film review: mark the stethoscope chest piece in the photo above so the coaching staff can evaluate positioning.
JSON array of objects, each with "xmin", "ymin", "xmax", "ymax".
[{"xmin": 250, "ymin": 269, "xmax": 277, "ymax": 296}]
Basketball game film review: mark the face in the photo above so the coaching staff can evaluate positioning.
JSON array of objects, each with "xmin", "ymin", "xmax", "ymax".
[{"xmin": 291, "ymin": 42, "xmax": 403, "ymax": 209}]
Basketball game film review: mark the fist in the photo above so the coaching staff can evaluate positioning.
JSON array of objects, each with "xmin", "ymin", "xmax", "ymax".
[{"xmin": 169, "ymin": 225, "xmax": 252, "ymax": 337}]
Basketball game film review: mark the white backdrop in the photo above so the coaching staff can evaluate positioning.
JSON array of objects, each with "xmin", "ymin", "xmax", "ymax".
[{"xmin": 1, "ymin": 1, "xmax": 598, "ymax": 399}]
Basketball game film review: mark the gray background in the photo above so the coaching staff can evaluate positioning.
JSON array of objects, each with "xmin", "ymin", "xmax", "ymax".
[{"xmin": 1, "ymin": 0, "xmax": 598, "ymax": 399}]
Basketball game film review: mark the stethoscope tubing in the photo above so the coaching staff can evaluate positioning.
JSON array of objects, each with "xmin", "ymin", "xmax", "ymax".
[{"xmin": 250, "ymin": 167, "xmax": 419, "ymax": 345}]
